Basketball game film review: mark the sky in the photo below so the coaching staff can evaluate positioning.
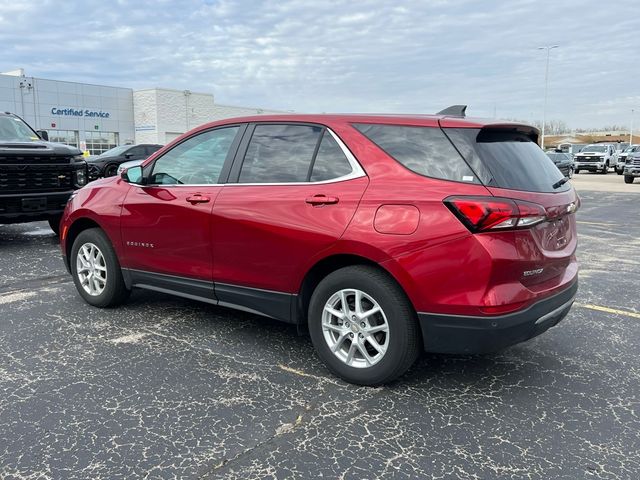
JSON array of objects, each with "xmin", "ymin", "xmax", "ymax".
[{"xmin": 1, "ymin": 0, "xmax": 638, "ymax": 129}]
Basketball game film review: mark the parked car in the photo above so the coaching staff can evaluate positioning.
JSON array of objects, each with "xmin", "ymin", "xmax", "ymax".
[
  {"xmin": 59, "ymin": 108, "xmax": 579, "ymax": 385},
  {"xmin": 546, "ymin": 151, "xmax": 574, "ymax": 178},
  {"xmin": 0, "ymin": 112, "xmax": 87, "ymax": 234},
  {"xmin": 616, "ymin": 145, "xmax": 640, "ymax": 174},
  {"xmin": 116, "ymin": 158, "xmax": 144, "ymax": 176},
  {"xmin": 574, "ymin": 143, "xmax": 617, "ymax": 174},
  {"xmin": 623, "ymin": 151, "xmax": 640, "ymax": 184},
  {"xmin": 86, "ymin": 144, "xmax": 163, "ymax": 179}
]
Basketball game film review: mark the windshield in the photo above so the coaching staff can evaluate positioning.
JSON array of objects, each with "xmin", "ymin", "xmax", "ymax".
[
  {"xmin": 0, "ymin": 116, "xmax": 39, "ymax": 142},
  {"xmin": 582, "ymin": 144, "xmax": 606, "ymax": 153},
  {"xmin": 99, "ymin": 145, "xmax": 130, "ymax": 157}
]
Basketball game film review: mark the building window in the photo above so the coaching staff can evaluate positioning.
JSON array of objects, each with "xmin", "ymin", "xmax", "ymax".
[
  {"xmin": 84, "ymin": 131, "xmax": 119, "ymax": 155},
  {"xmin": 47, "ymin": 130, "xmax": 79, "ymax": 148}
]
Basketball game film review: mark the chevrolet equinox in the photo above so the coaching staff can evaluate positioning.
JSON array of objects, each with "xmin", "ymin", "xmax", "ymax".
[{"xmin": 60, "ymin": 106, "xmax": 579, "ymax": 385}]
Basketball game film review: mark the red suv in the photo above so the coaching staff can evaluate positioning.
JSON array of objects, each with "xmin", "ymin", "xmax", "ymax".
[{"xmin": 60, "ymin": 107, "xmax": 579, "ymax": 385}]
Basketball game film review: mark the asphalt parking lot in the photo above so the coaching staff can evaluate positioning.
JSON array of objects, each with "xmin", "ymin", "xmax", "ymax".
[{"xmin": 1, "ymin": 176, "xmax": 639, "ymax": 480}]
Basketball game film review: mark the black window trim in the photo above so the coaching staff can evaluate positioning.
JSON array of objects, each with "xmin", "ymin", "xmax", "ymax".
[
  {"xmin": 142, "ymin": 123, "xmax": 247, "ymax": 187},
  {"xmin": 226, "ymin": 121, "xmax": 366, "ymax": 186},
  {"xmin": 352, "ymin": 122, "xmax": 486, "ymax": 186}
]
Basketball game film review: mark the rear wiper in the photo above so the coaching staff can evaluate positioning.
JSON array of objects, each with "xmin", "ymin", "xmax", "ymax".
[{"xmin": 552, "ymin": 177, "xmax": 570, "ymax": 189}]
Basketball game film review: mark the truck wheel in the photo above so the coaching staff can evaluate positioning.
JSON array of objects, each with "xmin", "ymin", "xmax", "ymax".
[
  {"xmin": 70, "ymin": 228, "xmax": 130, "ymax": 307},
  {"xmin": 574, "ymin": 169, "xmax": 580, "ymax": 174},
  {"xmin": 624, "ymin": 176, "xmax": 634, "ymax": 184},
  {"xmin": 48, "ymin": 215, "xmax": 62, "ymax": 235},
  {"xmin": 616, "ymin": 168, "xmax": 623, "ymax": 175},
  {"xmin": 601, "ymin": 164, "xmax": 608, "ymax": 174},
  {"xmin": 308, "ymin": 265, "xmax": 420, "ymax": 386}
]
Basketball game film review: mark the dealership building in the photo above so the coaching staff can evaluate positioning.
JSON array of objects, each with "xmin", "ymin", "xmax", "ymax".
[{"xmin": 0, "ymin": 69, "xmax": 283, "ymax": 154}]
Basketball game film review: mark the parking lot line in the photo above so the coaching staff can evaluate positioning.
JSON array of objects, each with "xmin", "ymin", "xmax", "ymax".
[
  {"xmin": 576, "ymin": 221, "xmax": 616, "ymax": 226},
  {"xmin": 576, "ymin": 303, "xmax": 640, "ymax": 319}
]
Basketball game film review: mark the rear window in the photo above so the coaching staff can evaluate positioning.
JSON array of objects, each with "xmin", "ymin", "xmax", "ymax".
[
  {"xmin": 444, "ymin": 128, "xmax": 569, "ymax": 193},
  {"xmin": 353, "ymin": 124, "xmax": 480, "ymax": 184}
]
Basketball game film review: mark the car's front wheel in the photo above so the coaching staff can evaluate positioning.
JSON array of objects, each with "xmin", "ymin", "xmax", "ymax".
[
  {"xmin": 70, "ymin": 228, "xmax": 130, "ymax": 307},
  {"xmin": 104, "ymin": 164, "xmax": 119, "ymax": 177},
  {"xmin": 308, "ymin": 265, "xmax": 420, "ymax": 385}
]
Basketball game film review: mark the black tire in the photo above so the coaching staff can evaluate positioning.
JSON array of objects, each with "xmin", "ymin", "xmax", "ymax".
[
  {"xmin": 624, "ymin": 176, "xmax": 634, "ymax": 184},
  {"xmin": 616, "ymin": 168, "xmax": 623, "ymax": 175},
  {"xmin": 48, "ymin": 215, "xmax": 62, "ymax": 235},
  {"xmin": 308, "ymin": 265, "xmax": 420, "ymax": 386},
  {"xmin": 104, "ymin": 164, "xmax": 118, "ymax": 177},
  {"xmin": 601, "ymin": 164, "xmax": 608, "ymax": 174},
  {"xmin": 70, "ymin": 228, "xmax": 130, "ymax": 307},
  {"xmin": 574, "ymin": 169, "xmax": 580, "ymax": 174}
]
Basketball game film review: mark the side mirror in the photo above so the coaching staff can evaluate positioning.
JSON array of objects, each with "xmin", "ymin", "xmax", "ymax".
[
  {"xmin": 36, "ymin": 130, "xmax": 49, "ymax": 141},
  {"xmin": 121, "ymin": 165, "xmax": 144, "ymax": 184}
]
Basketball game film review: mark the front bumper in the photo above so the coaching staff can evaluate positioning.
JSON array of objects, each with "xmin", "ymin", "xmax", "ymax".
[
  {"xmin": 87, "ymin": 163, "xmax": 104, "ymax": 180},
  {"xmin": 575, "ymin": 162, "xmax": 605, "ymax": 171},
  {"xmin": 624, "ymin": 168, "xmax": 640, "ymax": 177},
  {"xmin": 418, "ymin": 280, "xmax": 578, "ymax": 354},
  {"xmin": 0, "ymin": 190, "xmax": 73, "ymax": 223}
]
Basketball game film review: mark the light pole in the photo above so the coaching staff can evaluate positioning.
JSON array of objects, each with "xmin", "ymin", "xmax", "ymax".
[
  {"xmin": 538, "ymin": 45, "xmax": 559, "ymax": 149},
  {"xmin": 631, "ymin": 109, "xmax": 635, "ymax": 146}
]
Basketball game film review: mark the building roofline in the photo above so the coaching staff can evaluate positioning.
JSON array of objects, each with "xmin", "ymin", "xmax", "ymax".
[{"xmin": 0, "ymin": 72, "xmax": 133, "ymax": 92}]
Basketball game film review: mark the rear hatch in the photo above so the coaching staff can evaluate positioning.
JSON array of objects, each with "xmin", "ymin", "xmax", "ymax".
[{"xmin": 440, "ymin": 122, "xmax": 578, "ymax": 291}]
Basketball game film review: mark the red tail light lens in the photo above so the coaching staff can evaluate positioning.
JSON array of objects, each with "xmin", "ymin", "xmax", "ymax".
[{"xmin": 444, "ymin": 196, "xmax": 547, "ymax": 232}]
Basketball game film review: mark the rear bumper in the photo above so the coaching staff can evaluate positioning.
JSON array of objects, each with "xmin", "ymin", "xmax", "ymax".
[{"xmin": 418, "ymin": 279, "xmax": 578, "ymax": 354}]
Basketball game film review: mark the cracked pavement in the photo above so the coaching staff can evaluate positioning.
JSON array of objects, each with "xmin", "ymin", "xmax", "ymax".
[{"xmin": 0, "ymin": 186, "xmax": 639, "ymax": 479}]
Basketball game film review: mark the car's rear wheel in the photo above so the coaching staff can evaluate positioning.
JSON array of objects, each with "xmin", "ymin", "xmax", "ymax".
[
  {"xmin": 70, "ymin": 228, "xmax": 130, "ymax": 307},
  {"xmin": 624, "ymin": 176, "xmax": 634, "ymax": 184},
  {"xmin": 308, "ymin": 265, "xmax": 420, "ymax": 385}
]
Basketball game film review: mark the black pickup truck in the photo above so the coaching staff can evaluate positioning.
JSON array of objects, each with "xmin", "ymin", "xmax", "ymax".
[{"xmin": 0, "ymin": 112, "xmax": 88, "ymax": 234}]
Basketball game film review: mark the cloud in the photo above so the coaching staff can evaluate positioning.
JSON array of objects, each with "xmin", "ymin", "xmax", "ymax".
[{"xmin": 0, "ymin": 0, "xmax": 638, "ymax": 128}]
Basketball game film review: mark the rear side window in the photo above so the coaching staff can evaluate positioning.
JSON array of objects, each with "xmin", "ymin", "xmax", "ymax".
[
  {"xmin": 239, "ymin": 124, "xmax": 322, "ymax": 183},
  {"xmin": 309, "ymin": 132, "xmax": 352, "ymax": 182},
  {"xmin": 353, "ymin": 123, "xmax": 479, "ymax": 184},
  {"xmin": 444, "ymin": 128, "xmax": 569, "ymax": 193}
]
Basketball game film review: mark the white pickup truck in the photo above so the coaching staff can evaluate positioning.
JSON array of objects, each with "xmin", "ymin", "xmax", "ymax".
[{"xmin": 574, "ymin": 144, "xmax": 617, "ymax": 174}]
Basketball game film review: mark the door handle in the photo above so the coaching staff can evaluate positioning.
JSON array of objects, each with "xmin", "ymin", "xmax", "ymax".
[
  {"xmin": 305, "ymin": 195, "xmax": 339, "ymax": 206},
  {"xmin": 186, "ymin": 194, "xmax": 211, "ymax": 204}
]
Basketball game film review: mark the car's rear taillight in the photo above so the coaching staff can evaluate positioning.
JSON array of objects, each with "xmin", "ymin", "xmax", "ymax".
[{"xmin": 444, "ymin": 196, "xmax": 547, "ymax": 232}]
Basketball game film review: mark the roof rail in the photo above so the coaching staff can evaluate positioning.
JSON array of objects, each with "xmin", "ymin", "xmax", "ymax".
[{"xmin": 436, "ymin": 105, "xmax": 467, "ymax": 117}]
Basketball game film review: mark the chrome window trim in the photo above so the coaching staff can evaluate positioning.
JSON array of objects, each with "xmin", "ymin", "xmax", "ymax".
[
  {"xmin": 133, "ymin": 127, "xmax": 366, "ymax": 188},
  {"xmin": 228, "ymin": 127, "xmax": 366, "ymax": 187}
]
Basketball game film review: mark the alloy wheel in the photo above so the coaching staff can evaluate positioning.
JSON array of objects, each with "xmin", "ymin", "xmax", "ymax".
[
  {"xmin": 322, "ymin": 288, "xmax": 389, "ymax": 368},
  {"xmin": 76, "ymin": 242, "xmax": 107, "ymax": 296}
]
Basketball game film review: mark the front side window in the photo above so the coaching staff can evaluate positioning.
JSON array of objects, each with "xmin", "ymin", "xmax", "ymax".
[
  {"xmin": 151, "ymin": 127, "xmax": 239, "ymax": 185},
  {"xmin": 353, "ymin": 123, "xmax": 480, "ymax": 184},
  {"xmin": 239, "ymin": 124, "xmax": 322, "ymax": 183},
  {"xmin": 127, "ymin": 146, "xmax": 147, "ymax": 157}
]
